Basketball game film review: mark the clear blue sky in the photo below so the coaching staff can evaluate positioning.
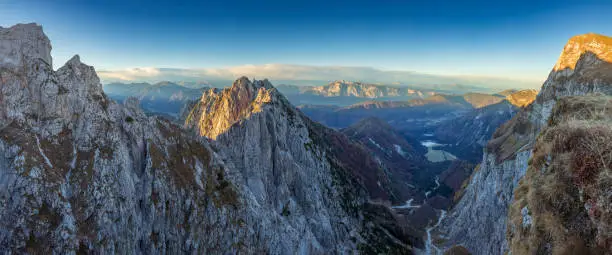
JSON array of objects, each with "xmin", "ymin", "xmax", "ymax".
[{"xmin": 2, "ymin": 0, "xmax": 612, "ymax": 83}]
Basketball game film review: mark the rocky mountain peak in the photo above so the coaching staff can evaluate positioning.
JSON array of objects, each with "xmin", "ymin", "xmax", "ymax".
[
  {"xmin": 185, "ymin": 77, "xmax": 285, "ymax": 139},
  {"xmin": 538, "ymin": 33, "xmax": 612, "ymax": 110},
  {"xmin": 553, "ymin": 33, "xmax": 612, "ymax": 71},
  {"xmin": 0, "ymin": 23, "xmax": 52, "ymax": 67},
  {"xmin": 0, "ymin": 24, "xmax": 108, "ymax": 136},
  {"xmin": 0, "ymin": 23, "xmax": 265, "ymax": 254},
  {"xmin": 184, "ymin": 76, "xmax": 412, "ymax": 253},
  {"xmin": 436, "ymin": 33, "xmax": 612, "ymax": 255}
]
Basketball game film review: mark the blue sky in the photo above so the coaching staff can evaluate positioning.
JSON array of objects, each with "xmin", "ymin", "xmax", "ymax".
[{"xmin": 1, "ymin": 0, "xmax": 612, "ymax": 87}]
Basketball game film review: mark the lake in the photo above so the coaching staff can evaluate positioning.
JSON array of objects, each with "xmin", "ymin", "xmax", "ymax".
[{"xmin": 420, "ymin": 140, "xmax": 457, "ymax": 162}]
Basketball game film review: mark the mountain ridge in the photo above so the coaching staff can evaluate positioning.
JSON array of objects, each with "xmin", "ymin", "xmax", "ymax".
[
  {"xmin": 184, "ymin": 76, "xmax": 414, "ymax": 253},
  {"xmin": 434, "ymin": 32, "xmax": 612, "ymax": 254}
]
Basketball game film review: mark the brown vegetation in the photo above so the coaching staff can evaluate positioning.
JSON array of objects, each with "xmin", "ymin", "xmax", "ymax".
[
  {"xmin": 507, "ymin": 96, "xmax": 612, "ymax": 254},
  {"xmin": 486, "ymin": 104, "xmax": 536, "ymax": 163},
  {"xmin": 444, "ymin": 245, "xmax": 471, "ymax": 255}
]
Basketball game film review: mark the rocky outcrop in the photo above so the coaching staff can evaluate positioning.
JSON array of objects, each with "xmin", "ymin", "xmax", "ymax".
[
  {"xmin": 0, "ymin": 23, "xmax": 257, "ymax": 254},
  {"xmin": 0, "ymin": 23, "xmax": 411, "ymax": 254},
  {"xmin": 185, "ymin": 77, "xmax": 413, "ymax": 253},
  {"xmin": 507, "ymin": 96, "xmax": 612, "ymax": 254},
  {"xmin": 434, "ymin": 33, "xmax": 612, "ymax": 254}
]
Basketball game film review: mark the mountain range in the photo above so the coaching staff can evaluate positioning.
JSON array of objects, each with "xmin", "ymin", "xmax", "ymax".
[
  {"xmin": 1, "ymin": 23, "xmax": 611, "ymax": 255},
  {"xmin": 103, "ymin": 81, "xmax": 207, "ymax": 118},
  {"xmin": 0, "ymin": 23, "xmax": 413, "ymax": 254}
]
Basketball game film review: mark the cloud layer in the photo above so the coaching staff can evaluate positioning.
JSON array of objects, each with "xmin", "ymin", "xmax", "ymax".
[{"xmin": 97, "ymin": 64, "xmax": 541, "ymax": 89}]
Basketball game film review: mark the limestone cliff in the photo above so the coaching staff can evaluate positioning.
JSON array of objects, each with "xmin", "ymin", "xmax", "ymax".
[
  {"xmin": 185, "ymin": 77, "xmax": 413, "ymax": 253},
  {"xmin": 0, "ymin": 23, "xmax": 253, "ymax": 254},
  {"xmin": 0, "ymin": 23, "xmax": 411, "ymax": 254},
  {"xmin": 507, "ymin": 96, "xmax": 612, "ymax": 254},
  {"xmin": 433, "ymin": 33, "xmax": 612, "ymax": 254}
]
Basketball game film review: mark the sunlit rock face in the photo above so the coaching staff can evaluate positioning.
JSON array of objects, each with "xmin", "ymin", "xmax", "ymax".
[
  {"xmin": 553, "ymin": 33, "xmax": 612, "ymax": 71},
  {"xmin": 434, "ymin": 33, "xmax": 612, "ymax": 255},
  {"xmin": 507, "ymin": 96, "xmax": 612, "ymax": 254},
  {"xmin": 0, "ymin": 23, "xmax": 414, "ymax": 254},
  {"xmin": 504, "ymin": 89, "xmax": 537, "ymax": 107},
  {"xmin": 185, "ymin": 76, "xmax": 415, "ymax": 254},
  {"xmin": 0, "ymin": 23, "xmax": 261, "ymax": 254}
]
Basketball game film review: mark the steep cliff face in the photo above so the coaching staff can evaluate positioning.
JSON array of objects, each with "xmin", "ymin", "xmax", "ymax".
[
  {"xmin": 0, "ymin": 23, "xmax": 258, "ymax": 254},
  {"xmin": 185, "ymin": 77, "xmax": 413, "ymax": 253},
  {"xmin": 507, "ymin": 96, "xmax": 612, "ymax": 254},
  {"xmin": 0, "ymin": 23, "xmax": 412, "ymax": 254},
  {"xmin": 434, "ymin": 33, "xmax": 612, "ymax": 254}
]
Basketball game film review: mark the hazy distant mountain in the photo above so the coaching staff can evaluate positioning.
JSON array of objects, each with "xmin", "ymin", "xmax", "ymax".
[
  {"xmin": 277, "ymin": 81, "xmax": 432, "ymax": 106},
  {"xmin": 98, "ymin": 64, "xmax": 540, "ymax": 90},
  {"xmin": 304, "ymin": 81, "xmax": 431, "ymax": 98},
  {"xmin": 104, "ymin": 81, "xmax": 207, "ymax": 117},
  {"xmin": 174, "ymin": 81, "xmax": 211, "ymax": 89},
  {"xmin": 298, "ymin": 93, "xmax": 496, "ymax": 129}
]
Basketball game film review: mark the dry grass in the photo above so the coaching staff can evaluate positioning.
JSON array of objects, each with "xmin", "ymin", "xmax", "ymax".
[
  {"xmin": 444, "ymin": 245, "xmax": 471, "ymax": 255},
  {"xmin": 507, "ymin": 95, "xmax": 612, "ymax": 254},
  {"xmin": 486, "ymin": 104, "xmax": 536, "ymax": 163}
]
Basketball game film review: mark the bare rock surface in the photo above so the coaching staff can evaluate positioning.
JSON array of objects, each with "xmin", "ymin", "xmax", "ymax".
[
  {"xmin": 185, "ymin": 77, "xmax": 414, "ymax": 254},
  {"xmin": 434, "ymin": 33, "xmax": 612, "ymax": 255},
  {"xmin": 0, "ymin": 23, "xmax": 413, "ymax": 254}
]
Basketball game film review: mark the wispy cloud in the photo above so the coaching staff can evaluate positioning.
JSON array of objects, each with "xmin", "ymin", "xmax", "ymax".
[{"xmin": 97, "ymin": 64, "xmax": 541, "ymax": 89}]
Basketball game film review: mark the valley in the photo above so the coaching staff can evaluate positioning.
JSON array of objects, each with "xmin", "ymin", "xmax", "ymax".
[
  {"xmin": 1, "ymin": 8, "xmax": 611, "ymax": 253},
  {"xmin": 97, "ymin": 61, "xmax": 540, "ymax": 254}
]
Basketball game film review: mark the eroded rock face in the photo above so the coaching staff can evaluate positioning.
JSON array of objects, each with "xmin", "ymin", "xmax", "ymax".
[
  {"xmin": 0, "ymin": 23, "xmax": 265, "ymax": 254},
  {"xmin": 507, "ymin": 96, "xmax": 612, "ymax": 254},
  {"xmin": 185, "ymin": 77, "xmax": 413, "ymax": 254},
  {"xmin": 434, "ymin": 33, "xmax": 612, "ymax": 255}
]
